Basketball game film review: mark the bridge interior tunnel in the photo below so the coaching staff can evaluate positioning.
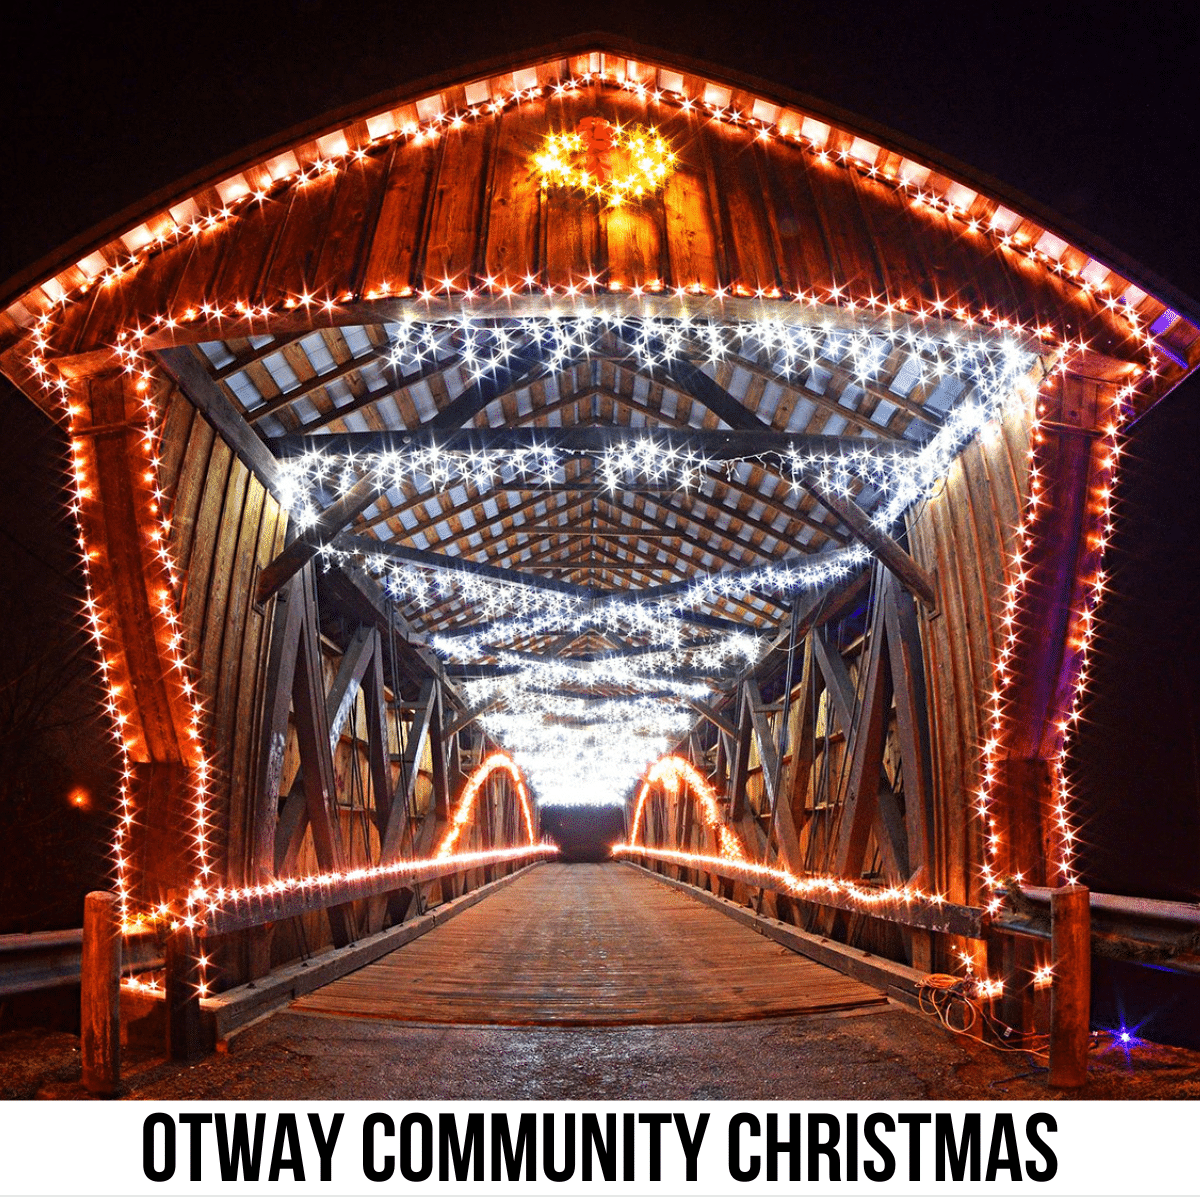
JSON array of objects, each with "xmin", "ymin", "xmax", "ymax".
[
  {"xmin": 2, "ymin": 38, "xmax": 1200, "ymax": 1075},
  {"xmin": 539, "ymin": 808, "xmax": 628, "ymax": 862}
]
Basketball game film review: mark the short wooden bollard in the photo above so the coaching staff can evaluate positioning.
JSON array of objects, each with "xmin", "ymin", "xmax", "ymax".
[
  {"xmin": 81, "ymin": 891, "xmax": 121, "ymax": 1096},
  {"xmin": 165, "ymin": 925, "xmax": 204, "ymax": 1062},
  {"xmin": 1049, "ymin": 885, "xmax": 1091, "ymax": 1088}
]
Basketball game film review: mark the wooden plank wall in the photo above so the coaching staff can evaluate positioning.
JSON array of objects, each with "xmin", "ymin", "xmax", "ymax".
[
  {"xmin": 42, "ymin": 83, "xmax": 1136, "ymax": 366},
  {"xmin": 155, "ymin": 388, "xmax": 288, "ymax": 890},
  {"xmin": 629, "ymin": 395, "xmax": 1033, "ymax": 967},
  {"xmin": 155, "ymin": 399, "xmax": 535, "ymax": 972},
  {"xmin": 737, "ymin": 395, "xmax": 1032, "ymax": 916},
  {"xmin": 905, "ymin": 395, "xmax": 1034, "ymax": 906}
]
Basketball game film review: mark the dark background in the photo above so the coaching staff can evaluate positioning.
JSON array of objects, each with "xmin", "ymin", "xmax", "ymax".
[{"xmin": 2, "ymin": 1, "xmax": 1197, "ymax": 1041}]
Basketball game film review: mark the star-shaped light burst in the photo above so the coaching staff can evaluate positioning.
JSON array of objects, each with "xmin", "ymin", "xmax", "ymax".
[{"xmin": 284, "ymin": 313, "xmax": 1034, "ymax": 808}]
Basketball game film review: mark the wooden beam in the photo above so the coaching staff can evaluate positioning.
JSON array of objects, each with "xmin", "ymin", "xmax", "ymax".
[
  {"xmin": 156, "ymin": 346, "xmax": 283, "ymax": 498},
  {"xmin": 256, "ymin": 345, "xmax": 560, "ymax": 600},
  {"xmin": 599, "ymin": 493, "xmax": 763, "ymax": 575},
  {"xmin": 882, "ymin": 573, "xmax": 935, "ymax": 879},
  {"xmin": 268, "ymin": 427, "xmax": 903, "ymax": 459},
  {"xmin": 80, "ymin": 891, "xmax": 120, "ymax": 1096},
  {"xmin": 832, "ymin": 596, "xmax": 892, "ymax": 881},
  {"xmin": 712, "ymin": 349, "xmax": 903, "ymax": 441},
  {"xmin": 782, "ymin": 634, "xmax": 819, "ymax": 831},
  {"xmin": 702, "ymin": 464, "xmax": 847, "ymax": 547},
  {"xmin": 658, "ymin": 356, "xmax": 771, "ymax": 432},
  {"xmin": 1049, "ymin": 886, "xmax": 1091, "ymax": 1089},
  {"xmin": 803, "ymin": 476, "xmax": 937, "ymax": 607},
  {"xmin": 727, "ymin": 685, "xmax": 754, "ymax": 819},
  {"xmin": 289, "ymin": 569, "xmax": 356, "ymax": 946},
  {"xmin": 423, "ymin": 343, "xmax": 549, "ymax": 432},
  {"xmin": 685, "ymin": 698, "xmax": 737, "ymax": 739},
  {"xmin": 744, "ymin": 679, "xmax": 802, "ymax": 874},
  {"xmin": 207, "ymin": 846, "xmax": 554, "ymax": 935},
  {"xmin": 252, "ymin": 567, "xmax": 307, "ymax": 878},
  {"xmin": 441, "ymin": 695, "xmax": 503, "ymax": 739},
  {"xmin": 256, "ymin": 472, "xmax": 383, "ymax": 602},
  {"xmin": 324, "ymin": 626, "xmax": 379, "ymax": 755},
  {"xmin": 282, "ymin": 352, "xmax": 464, "ymax": 433},
  {"xmin": 813, "ymin": 626, "xmax": 859, "ymax": 735},
  {"xmin": 604, "ymin": 547, "xmax": 852, "ymax": 603}
]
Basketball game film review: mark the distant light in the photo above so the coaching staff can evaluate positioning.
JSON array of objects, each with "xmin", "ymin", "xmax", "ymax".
[{"xmin": 70, "ymin": 788, "xmax": 89, "ymax": 809}]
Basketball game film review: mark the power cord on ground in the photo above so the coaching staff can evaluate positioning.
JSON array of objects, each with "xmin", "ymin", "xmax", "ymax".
[{"xmin": 917, "ymin": 973, "xmax": 1053, "ymax": 1059}]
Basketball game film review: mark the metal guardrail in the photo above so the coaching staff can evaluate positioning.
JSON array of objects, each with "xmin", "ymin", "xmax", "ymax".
[
  {"xmin": 992, "ymin": 885, "xmax": 1200, "ymax": 976},
  {"xmin": 0, "ymin": 928, "xmax": 162, "ymax": 998}
]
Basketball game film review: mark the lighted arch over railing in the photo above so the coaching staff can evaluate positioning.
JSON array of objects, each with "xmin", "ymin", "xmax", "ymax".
[
  {"xmin": 436, "ymin": 750, "xmax": 538, "ymax": 858},
  {"xmin": 615, "ymin": 752, "xmax": 961, "ymax": 918},
  {"xmin": 626, "ymin": 753, "xmax": 745, "ymax": 860},
  {"xmin": 183, "ymin": 748, "xmax": 553, "ymax": 946}
]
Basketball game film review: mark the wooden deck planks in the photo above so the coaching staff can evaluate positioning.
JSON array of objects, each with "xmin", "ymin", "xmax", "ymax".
[{"xmin": 290, "ymin": 862, "xmax": 885, "ymax": 1026}]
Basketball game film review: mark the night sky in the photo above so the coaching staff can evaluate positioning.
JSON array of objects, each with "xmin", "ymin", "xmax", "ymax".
[{"xmin": 2, "ymin": 1, "xmax": 1198, "ymax": 1032}]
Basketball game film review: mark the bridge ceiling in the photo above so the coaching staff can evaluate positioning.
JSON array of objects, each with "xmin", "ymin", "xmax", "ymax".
[{"xmin": 4, "ymin": 45, "xmax": 1197, "ymax": 809}]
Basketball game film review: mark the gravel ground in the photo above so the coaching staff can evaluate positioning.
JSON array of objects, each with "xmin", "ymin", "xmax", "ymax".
[{"xmin": 6, "ymin": 1000, "xmax": 1199, "ymax": 1101}]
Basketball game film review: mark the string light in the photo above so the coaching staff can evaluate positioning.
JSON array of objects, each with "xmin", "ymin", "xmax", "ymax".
[
  {"xmin": 14, "ymin": 65, "xmax": 1162, "ymax": 370},
  {"xmin": 435, "ymin": 750, "xmax": 536, "ymax": 856},
  {"xmin": 26, "ymin": 278, "xmax": 1142, "ymax": 900},
  {"xmin": 615, "ymin": 843, "xmax": 962, "ymax": 914},
  {"xmin": 628, "ymin": 754, "xmax": 745, "ymax": 858},
  {"xmin": 617, "ymin": 754, "xmax": 975, "ymax": 912},
  {"xmin": 187, "ymin": 842, "xmax": 558, "ymax": 930},
  {"xmin": 286, "ymin": 315, "xmax": 1030, "ymax": 810},
  {"xmin": 976, "ymin": 376, "xmax": 1133, "ymax": 904},
  {"xmin": 534, "ymin": 119, "xmax": 677, "ymax": 206},
  {"xmin": 278, "ymin": 314, "xmax": 1032, "ymax": 515},
  {"xmin": 15, "ymin": 61, "xmax": 1161, "ymax": 1000}
]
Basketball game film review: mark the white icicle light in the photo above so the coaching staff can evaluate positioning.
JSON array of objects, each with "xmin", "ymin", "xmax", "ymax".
[{"xmin": 284, "ymin": 313, "xmax": 1034, "ymax": 808}]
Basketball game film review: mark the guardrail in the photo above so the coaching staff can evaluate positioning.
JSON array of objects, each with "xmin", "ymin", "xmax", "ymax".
[
  {"xmin": 994, "ymin": 883, "xmax": 1200, "ymax": 976},
  {"xmin": 0, "ymin": 928, "xmax": 161, "ymax": 998}
]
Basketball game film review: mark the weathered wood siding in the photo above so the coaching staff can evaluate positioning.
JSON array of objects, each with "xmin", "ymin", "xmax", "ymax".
[
  {"xmin": 40, "ymin": 82, "xmax": 1137, "ymax": 367},
  {"xmin": 907, "ymin": 392, "xmax": 1035, "ymax": 904},
  {"xmin": 156, "ymin": 389, "xmax": 288, "ymax": 887}
]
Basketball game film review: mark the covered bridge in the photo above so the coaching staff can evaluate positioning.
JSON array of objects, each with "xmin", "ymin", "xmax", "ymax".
[{"xmin": 3, "ymin": 39, "xmax": 1199, "ymax": 1084}]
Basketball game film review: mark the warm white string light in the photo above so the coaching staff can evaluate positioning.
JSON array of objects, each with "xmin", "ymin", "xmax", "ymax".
[{"xmin": 17, "ymin": 60, "xmax": 1157, "ymax": 961}]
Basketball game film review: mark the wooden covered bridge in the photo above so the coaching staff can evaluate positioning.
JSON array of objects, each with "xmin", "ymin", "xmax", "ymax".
[{"xmin": 3, "ymin": 38, "xmax": 1199, "ymax": 1090}]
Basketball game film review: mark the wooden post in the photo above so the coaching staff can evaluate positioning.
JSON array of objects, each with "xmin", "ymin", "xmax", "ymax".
[
  {"xmin": 81, "ymin": 891, "xmax": 121, "ymax": 1096},
  {"xmin": 165, "ymin": 925, "xmax": 204, "ymax": 1062},
  {"xmin": 1049, "ymin": 885, "xmax": 1091, "ymax": 1088}
]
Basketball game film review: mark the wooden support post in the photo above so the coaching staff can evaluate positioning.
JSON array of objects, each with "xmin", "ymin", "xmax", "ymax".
[
  {"xmin": 1049, "ymin": 885, "xmax": 1091, "ymax": 1088},
  {"xmin": 81, "ymin": 891, "xmax": 121, "ymax": 1097},
  {"xmin": 166, "ymin": 925, "xmax": 205, "ymax": 1062},
  {"xmin": 728, "ymin": 686, "xmax": 753, "ymax": 820}
]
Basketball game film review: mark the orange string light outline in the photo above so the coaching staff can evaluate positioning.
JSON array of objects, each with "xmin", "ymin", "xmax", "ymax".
[
  {"xmin": 24, "ymin": 118, "xmax": 1152, "ymax": 1003},
  {"xmin": 18, "ymin": 71, "xmax": 1161, "ymax": 362},
  {"xmin": 435, "ymin": 750, "xmax": 538, "ymax": 858}
]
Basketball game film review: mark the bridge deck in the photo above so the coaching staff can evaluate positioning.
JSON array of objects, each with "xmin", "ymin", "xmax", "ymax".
[{"xmin": 291, "ymin": 863, "xmax": 886, "ymax": 1026}]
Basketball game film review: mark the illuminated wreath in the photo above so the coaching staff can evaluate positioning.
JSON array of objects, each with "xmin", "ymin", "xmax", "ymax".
[{"xmin": 534, "ymin": 117, "xmax": 677, "ymax": 206}]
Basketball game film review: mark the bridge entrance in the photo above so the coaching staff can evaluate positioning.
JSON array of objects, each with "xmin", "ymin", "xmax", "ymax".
[{"xmin": 3, "ymin": 38, "xmax": 1197, "ymax": 1095}]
